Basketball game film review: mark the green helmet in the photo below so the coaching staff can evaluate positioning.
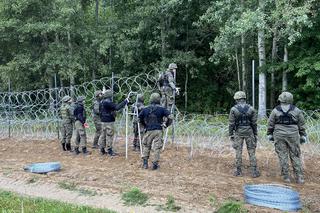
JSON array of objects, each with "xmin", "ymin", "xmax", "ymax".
[
  {"xmin": 168, "ymin": 63, "xmax": 177, "ymax": 70},
  {"xmin": 233, "ymin": 91, "xmax": 246, "ymax": 100},
  {"xmin": 62, "ymin": 95, "xmax": 72, "ymax": 103},
  {"xmin": 137, "ymin": 94, "xmax": 144, "ymax": 102},
  {"xmin": 150, "ymin": 93, "xmax": 161, "ymax": 104},
  {"xmin": 94, "ymin": 90, "xmax": 102, "ymax": 97},
  {"xmin": 76, "ymin": 96, "xmax": 85, "ymax": 103},
  {"xmin": 103, "ymin": 89, "xmax": 113, "ymax": 98},
  {"xmin": 278, "ymin": 92, "xmax": 293, "ymax": 104}
]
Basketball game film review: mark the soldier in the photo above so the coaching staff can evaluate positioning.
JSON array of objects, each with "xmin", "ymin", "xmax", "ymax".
[
  {"xmin": 229, "ymin": 91, "xmax": 260, "ymax": 178},
  {"xmin": 92, "ymin": 90, "xmax": 103, "ymax": 149},
  {"xmin": 73, "ymin": 96, "xmax": 90, "ymax": 155},
  {"xmin": 267, "ymin": 92, "xmax": 307, "ymax": 184},
  {"xmin": 139, "ymin": 93, "xmax": 172, "ymax": 170},
  {"xmin": 157, "ymin": 63, "xmax": 180, "ymax": 111},
  {"xmin": 131, "ymin": 94, "xmax": 145, "ymax": 151},
  {"xmin": 99, "ymin": 89, "xmax": 129, "ymax": 156},
  {"xmin": 59, "ymin": 95, "xmax": 74, "ymax": 151}
]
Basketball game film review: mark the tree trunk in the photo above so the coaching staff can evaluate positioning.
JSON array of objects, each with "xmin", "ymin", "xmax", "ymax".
[
  {"xmin": 241, "ymin": 35, "xmax": 246, "ymax": 93},
  {"xmin": 160, "ymin": 17, "xmax": 166, "ymax": 60},
  {"xmin": 282, "ymin": 45, "xmax": 288, "ymax": 91},
  {"xmin": 270, "ymin": 29, "xmax": 278, "ymax": 108},
  {"xmin": 185, "ymin": 65, "xmax": 188, "ymax": 111},
  {"xmin": 235, "ymin": 51, "xmax": 241, "ymax": 91},
  {"xmin": 67, "ymin": 30, "xmax": 75, "ymax": 98}
]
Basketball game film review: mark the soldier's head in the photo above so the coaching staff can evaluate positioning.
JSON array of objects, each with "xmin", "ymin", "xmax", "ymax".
[
  {"xmin": 278, "ymin": 92, "xmax": 293, "ymax": 104},
  {"xmin": 103, "ymin": 89, "xmax": 113, "ymax": 99},
  {"xmin": 62, "ymin": 95, "xmax": 72, "ymax": 103},
  {"xmin": 168, "ymin": 63, "xmax": 177, "ymax": 71},
  {"xmin": 137, "ymin": 94, "xmax": 144, "ymax": 103},
  {"xmin": 233, "ymin": 91, "xmax": 246, "ymax": 103},
  {"xmin": 150, "ymin": 93, "xmax": 161, "ymax": 104},
  {"xmin": 76, "ymin": 96, "xmax": 85, "ymax": 103},
  {"xmin": 95, "ymin": 90, "xmax": 103, "ymax": 99}
]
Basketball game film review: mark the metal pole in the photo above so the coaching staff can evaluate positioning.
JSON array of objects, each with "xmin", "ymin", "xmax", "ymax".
[
  {"xmin": 252, "ymin": 60, "xmax": 255, "ymax": 108},
  {"xmin": 172, "ymin": 69, "xmax": 176, "ymax": 146},
  {"xmin": 125, "ymin": 105, "xmax": 128, "ymax": 159},
  {"xmin": 54, "ymin": 73, "xmax": 59, "ymax": 139},
  {"xmin": 111, "ymin": 72, "xmax": 114, "ymax": 102},
  {"xmin": 8, "ymin": 79, "xmax": 11, "ymax": 138}
]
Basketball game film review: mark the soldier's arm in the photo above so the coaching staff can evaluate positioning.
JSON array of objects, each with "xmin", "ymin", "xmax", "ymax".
[
  {"xmin": 168, "ymin": 73, "xmax": 176, "ymax": 90},
  {"xmin": 267, "ymin": 110, "xmax": 276, "ymax": 135},
  {"xmin": 228, "ymin": 108, "xmax": 236, "ymax": 136},
  {"xmin": 297, "ymin": 110, "xmax": 307, "ymax": 136},
  {"xmin": 250, "ymin": 108, "xmax": 258, "ymax": 136},
  {"xmin": 138, "ymin": 110, "xmax": 146, "ymax": 126},
  {"xmin": 115, "ymin": 99, "xmax": 128, "ymax": 111},
  {"xmin": 163, "ymin": 108, "xmax": 172, "ymax": 127},
  {"xmin": 78, "ymin": 107, "xmax": 86, "ymax": 124}
]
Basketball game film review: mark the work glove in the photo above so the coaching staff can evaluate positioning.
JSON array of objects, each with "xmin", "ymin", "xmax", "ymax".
[
  {"xmin": 83, "ymin": 123, "xmax": 89, "ymax": 128},
  {"xmin": 267, "ymin": 135, "xmax": 274, "ymax": 142},
  {"xmin": 161, "ymin": 123, "xmax": 167, "ymax": 129},
  {"xmin": 300, "ymin": 136, "xmax": 307, "ymax": 144},
  {"xmin": 175, "ymin": 87, "xmax": 180, "ymax": 95}
]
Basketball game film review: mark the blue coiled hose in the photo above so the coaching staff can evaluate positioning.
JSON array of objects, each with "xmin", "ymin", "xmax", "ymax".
[
  {"xmin": 24, "ymin": 162, "xmax": 61, "ymax": 174},
  {"xmin": 244, "ymin": 184, "xmax": 302, "ymax": 212}
]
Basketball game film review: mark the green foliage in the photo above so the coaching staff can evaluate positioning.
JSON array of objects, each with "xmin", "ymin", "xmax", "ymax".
[
  {"xmin": 121, "ymin": 187, "xmax": 149, "ymax": 206},
  {"xmin": 58, "ymin": 181, "xmax": 97, "ymax": 196},
  {"xmin": 216, "ymin": 200, "xmax": 248, "ymax": 213},
  {"xmin": 157, "ymin": 195, "xmax": 181, "ymax": 212},
  {"xmin": 0, "ymin": 190, "xmax": 116, "ymax": 213},
  {"xmin": 58, "ymin": 181, "xmax": 78, "ymax": 191}
]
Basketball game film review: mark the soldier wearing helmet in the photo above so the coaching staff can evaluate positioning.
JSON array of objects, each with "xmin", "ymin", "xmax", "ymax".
[
  {"xmin": 229, "ymin": 91, "xmax": 260, "ymax": 178},
  {"xmin": 99, "ymin": 89, "xmax": 129, "ymax": 156},
  {"xmin": 92, "ymin": 90, "xmax": 103, "ymax": 149},
  {"xmin": 267, "ymin": 91, "xmax": 307, "ymax": 184},
  {"xmin": 157, "ymin": 63, "xmax": 180, "ymax": 111},
  {"xmin": 59, "ymin": 95, "xmax": 74, "ymax": 151},
  {"xmin": 131, "ymin": 94, "xmax": 145, "ymax": 151},
  {"xmin": 73, "ymin": 96, "xmax": 90, "ymax": 155},
  {"xmin": 138, "ymin": 93, "xmax": 172, "ymax": 170}
]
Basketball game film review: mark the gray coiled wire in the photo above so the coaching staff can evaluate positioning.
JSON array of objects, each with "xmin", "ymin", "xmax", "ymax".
[{"xmin": 244, "ymin": 184, "xmax": 302, "ymax": 212}]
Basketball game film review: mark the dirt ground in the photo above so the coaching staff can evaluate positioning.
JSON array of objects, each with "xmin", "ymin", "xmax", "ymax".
[{"xmin": 0, "ymin": 139, "xmax": 319, "ymax": 213}]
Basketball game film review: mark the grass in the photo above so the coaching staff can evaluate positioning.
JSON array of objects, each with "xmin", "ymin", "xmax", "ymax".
[
  {"xmin": 121, "ymin": 187, "xmax": 148, "ymax": 206},
  {"xmin": 58, "ymin": 181, "xmax": 97, "ymax": 196},
  {"xmin": 157, "ymin": 195, "xmax": 181, "ymax": 212},
  {"xmin": 0, "ymin": 190, "xmax": 116, "ymax": 213},
  {"xmin": 216, "ymin": 200, "xmax": 248, "ymax": 213}
]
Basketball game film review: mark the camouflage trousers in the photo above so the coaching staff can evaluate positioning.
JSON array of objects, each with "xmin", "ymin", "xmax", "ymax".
[
  {"xmin": 232, "ymin": 135, "xmax": 257, "ymax": 169},
  {"xmin": 142, "ymin": 130, "xmax": 163, "ymax": 163},
  {"xmin": 274, "ymin": 134, "xmax": 303, "ymax": 178},
  {"xmin": 160, "ymin": 87, "xmax": 174, "ymax": 111},
  {"xmin": 74, "ymin": 121, "xmax": 87, "ymax": 148},
  {"xmin": 60, "ymin": 121, "xmax": 73, "ymax": 145},
  {"xmin": 99, "ymin": 122, "xmax": 114, "ymax": 149},
  {"xmin": 93, "ymin": 117, "xmax": 102, "ymax": 147}
]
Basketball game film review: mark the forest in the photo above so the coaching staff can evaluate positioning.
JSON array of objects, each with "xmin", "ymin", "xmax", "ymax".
[{"xmin": 0, "ymin": 0, "xmax": 319, "ymax": 114}]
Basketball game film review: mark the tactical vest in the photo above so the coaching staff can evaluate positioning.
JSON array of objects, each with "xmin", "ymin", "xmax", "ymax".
[
  {"xmin": 235, "ymin": 105, "xmax": 251, "ymax": 127},
  {"xmin": 60, "ymin": 104, "xmax": 71, "ymax": 120},
  {"xmin": 159, "ymin": 72, "xmax": 169, "ymax": 87},
  {"xmin": 144, "ymin": 106, "xmax": 160, "ymax": 126},
  {"xmin": 275, "ymin": 105, "xmax": 297, "ymax": 125}
]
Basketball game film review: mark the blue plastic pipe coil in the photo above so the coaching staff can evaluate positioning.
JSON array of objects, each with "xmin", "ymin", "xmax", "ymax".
[
  {"xmin": 244, "ymin": 184, "xmax": 302, "ymax": 212},
  {"xmin": 24, "ymin": 162, "xmax": 61, "ymax": 174}
]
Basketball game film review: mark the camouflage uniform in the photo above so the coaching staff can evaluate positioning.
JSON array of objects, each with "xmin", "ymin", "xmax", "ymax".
[
  {"xmin": 139, "ymin": 93, "xmax": 172, "ymax": 170},
  {"xmin": 131, "ymin": 94, "xmax": 145, "ymax": 151},
  {"xmin": 73, "ymin": 96, "xmax": 89, "ymax": 154},
  {"xmin": 92, "ymin": 90, "xmax": 103, "ymax": 148},
  {"xmin": 229, "ymin": 91, "xmax": 260, "ymax": 178},
  {"xmin": 99, "ymin": 89, "xmax": 128, "ymax": 156},
  {"xmin": 158, "ymin": 63, "xmax": 178, "ymax": 111},
  {"xmin": 267, "ymin": 92, "xmax": 307, "ymax": 184},
  {"xmin": 59, "ymin": 95, "xmax": 74, "ymax": 151}
]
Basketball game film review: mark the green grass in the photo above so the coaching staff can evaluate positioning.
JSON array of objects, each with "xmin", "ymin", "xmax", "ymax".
[
  {"xmin": 216, "ymin": 200, "xmax": 248, "ymax": 213},
  {"xmin": 121, "ymin": 187, "xmax": 148, "ymax": 206},
  {"xmin": 58, "ymin": 181, "xmax": 97, "ymax": 196},
  {"xmin": 0, "ymin": 190, "xmax": 116, "ymax": 213},
  {"xmin": 157, "ymin": 195, "xmax": 181, "ymax": 212}
]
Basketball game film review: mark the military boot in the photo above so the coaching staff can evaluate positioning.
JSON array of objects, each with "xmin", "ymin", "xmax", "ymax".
[
  {"xmin": 61, "ymin": 143, "xmax": 66, "ymax": 151},
  {"xmin": 100, "ymin": 148, "xmax": 106, "ymax": 155},
  {"xmin": 296, "ymin": 176, "xmax": 305, "ymax": 184},
  {"xmin": 283, "ymin": 175, "xmax": 291, "ymax": 183},
  {"xmin": 82, "ymin": 147, "xmax": 91, "ymax": 155},
  {"xmin": 65, "ymin": 143, "xmax": 72, "ymax": 151},
  {"xmin": 143, "ymin": 159, "xmax": 148, "ymax": 169},
  {"xmin": 152, "ymin": 162, "xmax": 159, "ymax": 170},
  {"xmin": 107, "ymin": 148, "xmax": 117, "ymax": 156},
  {"xmin": 233, "ymin": 167, "xmax": 242, "ymax": 177},
  {"xmin": 74, "ymin": 147, "xmax": 80, "ymax": 155},
  {"xmin": 251, "ymin": 167, "xmax": 261, "ymax": 178}
]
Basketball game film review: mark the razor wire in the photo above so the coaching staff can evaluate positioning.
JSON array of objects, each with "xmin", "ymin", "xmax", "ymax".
[{"xmin": 0, "ymin": 72, "xmax": 320, "ymax": 159}]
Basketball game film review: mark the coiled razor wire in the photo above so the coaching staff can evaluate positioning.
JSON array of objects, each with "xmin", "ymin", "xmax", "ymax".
[
  {"xmin": 244, "ymin": 184, "xmax": 302, "ymax": 212},
  {"xmin": 0, "ymin": 71, "xmax": 319, "ymax": 159}
]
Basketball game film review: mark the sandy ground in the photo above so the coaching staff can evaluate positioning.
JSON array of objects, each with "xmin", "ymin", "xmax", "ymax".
[{"xmin": 0, "ymin": 139, "xmax": 319, "ymax": 213}]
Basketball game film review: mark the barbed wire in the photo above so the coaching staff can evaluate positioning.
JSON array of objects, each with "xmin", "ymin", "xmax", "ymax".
[{"xmin": 0, "ymin": 72, "xmax": 319, "ymax": 159}]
